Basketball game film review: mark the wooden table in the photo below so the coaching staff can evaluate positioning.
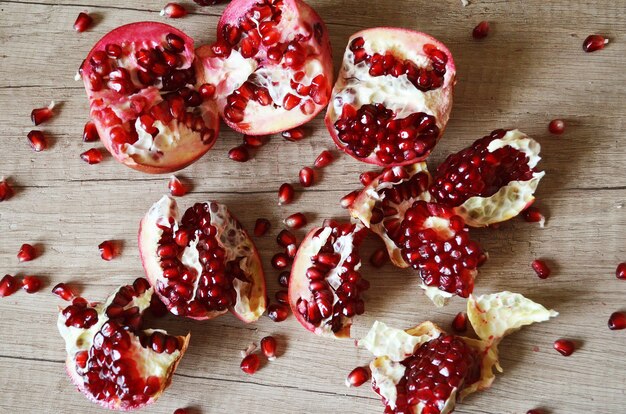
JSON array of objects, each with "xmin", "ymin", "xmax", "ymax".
[{"xmin": 1, "ymin": 0, "xmax": 624, "ymax": 413}]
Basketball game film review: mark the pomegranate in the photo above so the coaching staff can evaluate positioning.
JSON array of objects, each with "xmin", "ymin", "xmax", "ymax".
[
  {"xmin": 359, "ymin": 291, "xmax": 558, "ymax": 414},
  {"xmin": 139, "ymin": 196, "xmax": 266, "ymax": 321},
  {"xmin": 325, "ymin": 28, "xmax": 455, "ymax": 167},
  {"xmin": 57, "ymin": 278, "xmax": 190, "ymax": 410},
  {"xmin": 430, "ymin": 129, "xmax": 545, "ymax": 227},
  {"xmin": 80, "ymin": 22, "xmax": 219, "ymax": 173},
  {"xmin": 288, "ymin": 221, "xmax": 369, "ymax": 338},
  {"xmin": 195, "ymin": 0, "xmax": 333, "ymax": 135}
]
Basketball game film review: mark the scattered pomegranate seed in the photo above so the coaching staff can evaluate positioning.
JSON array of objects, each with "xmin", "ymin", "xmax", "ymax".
[
  {"xmin": 277, "ymin": 229, "xmax": 297, "ymax": 247},
  {"xmin": 616, "ymin": 263, "xmax": 626, "ymax": 280},
  {"xmin": 243, "ymin": 134, "xmax": 268, "ymax": 148},
  {"xmin": 199, "ymin": 83, "xmax": 216, "ymax": 100},
  {"xmin": 359, "ymin": 171, "xmax": 379, "ymax": 187},
  {"xmin": 98, "ymin": 240, "xmax": 116, "ymax": 261},
  {"xmin": 345, "ymin": 366, "xmax": 370, "ymax": 387},
  {"xmin": 531, "ymin": 259, "xmax": 551, "ymax": 279},
  {"xmin": 472, "ymin": 21, "xmax": 490, "ymax": 39},
  {"xmin": 261, "ymin": 336, "xmax": 277, "ymax": 360},
  {"xmin": 268, "ymin": 303, "xmax": 289, "ymax": 322},
  {"xmin": 73, "ymin": 12, "xmax": 93, "ymax": 32},
  {"xmin": 281, "ymin": 127, "xmax": 305, "ymax": 142},
  {"xmin": 340, "ymin": 190, "xmax": 359, "ymax": 209},
  {"xmin": 284, "ymin": 212, "xmax": 307, "ymax": 229},
  {"xmin": 228, "ymin": 145, "xmax": 250, "ymax": 162},
  {"xmin": 314, "ymin": 150, "xmax": 334, "ymax": 168},
  {"xmin": 548, "ymin": 119, "xmax": 565, "ymax": 135},
  {"xmin": 522, "ymin": 206, "xmax": 545, "ymax": 225},
  {"xmin": 80, "ymin": 148, "xmax": 103, "ymax": 164},
  {"xmin": 527, "ymin": 410, "xmax": 544, "ymax": 414},
  {"xmin": 278, "ymin": 271, "xmax": 290, "ymax": 288},
  {"xmin": 553, "ymin": 339, "xmax": 575, "ymax": 356},
  {"xmin": 21, "ymin": 275, "xmax": 42, "ymax": 294},
  {"xmin": 0, "ymin": 275, "xmax": 19, "ymax": 297},
  {"xmin": 278, "ymin": 183, "xmax": 295, "ymax": 205},
  {"xmin": 160, "ymin": 2, "xmax": 188, "ymax": 18},
  {"xmin": 608, "ymin": 312, "xmax": 626, "ymax": 330},
  {"xmin": 451, "ymin": 312, "xmax": 468, "ymax": 333},
  {"xmin": 52, "ymin": 283, "xmax": 76, "ymax": 301},
  {"xmin": 583, "ymin": 34, "xmax": 608, "ymax": 52},
  {"xmin": 31, "ymin": 101, "xmax": 55, "ymax": 125},
  {"xmin": 252, "ymin": 218, "xmax": 270, "ymax": 237},
  {"xmin": 83, "ymin": 121, "xmax": 100, "ymax": 142},
  {"xmin": 0, "ymin": 178, "xmax": 13, "ymax": 202},
  {"xmin": 240, "ymin": 353, "xmax": 260, "ymax": 375},
  {"xmin": 299, "ymin": 167, "xmax": 315, "ymax": 187},
  {"xmin": 271, "ymin": 253, "xmax": 290, "ymax": 270},
  {"xmin": 286, "ymin": 243, "xmax": 297, "ymax": 258},
  {"xmin": 369, "ymin": 248, "xmax": 388, "ymax": 268},
  {"xmin": 275, "ymin": 290, "xmax": 288, "ymax": 304},
  {"xmin": 173, "ymin": 409, "xmax": 188, "ymax": 414},
  {"xmin": 17, "ymin": 243, "xmax": 36, "ymax": 262},
  {"xmin": 168, "ymin": 176, "xmax": 187, "ymax": 197},
  {"xmin": 27, "ymin": 130, "xmax": 47, "ymax": 152}
]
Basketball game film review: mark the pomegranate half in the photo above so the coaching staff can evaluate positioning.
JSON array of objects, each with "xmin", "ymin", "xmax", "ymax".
[
  {"xmin": 139, "ymin": 196, "xmax": 266, "ymax": 321},
  {"xmin": 81, "ymin": 22, "xmax": 219, "ymax": 173},
  {"xmin": 57, "ymin": 278, "xmax": 190, "ymax": 410},
  {"xmin": 326, "ymin": 28, "xmax": 455, "ymax": 166},
  {"xmin": 195, "ymin": 0, "xmax": 333, "ymax": 135}
]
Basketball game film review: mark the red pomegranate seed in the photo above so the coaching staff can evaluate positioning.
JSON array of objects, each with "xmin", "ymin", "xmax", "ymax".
[
  {"xmin": 160, "ymin": 2, "xmax": 187, "ymax": 18},
  {"xmin": 199, "ymin": 83, "xmax": 216, "ymax": 100},
  {"xmin": 340, "ymin": 190, "xmax": 359, "ymax": 209},
  {"xmin": 275, "ymin": 290, "xmax": 289, "ymax": 304},
  {"xmin": 278, "ymin": 183, "xmax": 295, "ymax": 205},
  {"xmin": 240, "ymin": 353, "xmax": 260, "ymax": 375},
  {"xmin": 73, "ymin": 12, "xmax": 93, "ymax": 32},
  {"xmin": 276, "ymin": 229, "xmax": 297, "ymax": 247},
  {"xmin": 228, "ymin": 145, "xmax": 250, "ymax": 162},
  {"xmin": 359, "ymin": 171, "xmax": 379, "ymax": 187},
  {"xmin": 98, "ymin": 240, "xmax": 116, "ymax": 261},
  {"xmin": 548, "ymin": 119, "xmax": 565, "ymax": 135},
  {"xmin": 271, "ymin": 253, "xmax": 290, "ymax": 270},
  {"xmin": 0, "ymin": 178, "xmax": 13, "ymax": 202},
  {"xmin": 583, "ymin": 34, "xmax": 608, "ymax": 52},
  {"xmin": 261, "ymin": 336, "xmax": 277, "ymax": 360},
  {"xmin": 299, "ymin": 167, "xmax": 315, "ymax": 187},
  {"xmin": 522, "ymin": 207, "xmax": 545, "ymax": 224},
  {"xmin": 31, "ymin": 102, "xmax": 55, "ymax": 125},
  {"xmin": 278, "ymin": 271, "xmax": 290, "ymax": 288},
  {"xmin": 52, "ymin": 283, "xmax": 76, "ymax": 301},
  {"xmin": 168, "ymin": 176, "xmax": 187, "ymax": 197},
  {"xmin": 21, "ymin": 275, "xmax": 42, "ymax": 294},
  {"xmin": 82, "ymin": 121, "xmax": 99, "ymax": 142},
  {"xmin": 527, "ymin": 410, "xmax": 544, "ymax": 414},
  {"xmin": 284, "ymin": 213, "xmax": 307, "ymax": 229},
  {"xmin": 472, "ymin": 21, "xmax": 490, "ymax": 39},
  {"xmin": 243, "ymin": 135, "xmax": 268, "ymax": 148},
  {"xmin": 608, "ymin": 312, "xmax": 626, "ymax": 330},
  {"xmin": 531, "ymin": 259, "xmax": 551, "ymax": 279},
  {"xmin": 80, "ymin": 148, "xmax": 103, "ymax": 164},
  {"xmin": 173, "ymin": 409, "xmax": 188, "ymax": 414},
  {"xmin": 345, "ymin": 366, "xmax": 370, "ymax": 387},
  {"xmin": 451, "ymin": 312, "xmax": 468, "ymax": 333},
  {"xmin": 369, "ymin": 248, "xmax": 388, "ymax": 268},
  {"xmin": 254, "ymin": 218, "xmax": 271, "ymax": 237},
  {"xmin": 27, "ymin": 130, "xmax": 47, "ymax": 152},
  {"xmin": 286, "ymin": 243, "xmax": 297, "ymax": 258},
  {"xmin": 17, "ymin": 243, "xmax": 36, "ymax": 262},
  {"xmin": 616, "ymin": 263, "xmax": 626, "ymax": 280},
  {"xmin": 281, "ymin": 127, "xmax": 305, "ymax": 142},
  {"xmin": 553, "ymin": 339, "xmax": 575, "ymax": 356},
  {"xmin": 0, "ymin": 275, "xmax": 19, "ymax": 297},
  {"xmin": 267, "ymin": 303, "xmax": 289, "ymax": 322},
  {"xmin": 314, "ymin": 150, "xmax": 334, "ymax": 168}
]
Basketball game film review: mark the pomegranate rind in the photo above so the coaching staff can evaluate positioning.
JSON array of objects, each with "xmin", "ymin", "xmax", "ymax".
[
  {"xmin": 325, "ymin": 27, "xmax": 455, "ymax": 166},
  {"xmin": 138, "ymin": 196, "xmax": 267, "ymax": 322}
]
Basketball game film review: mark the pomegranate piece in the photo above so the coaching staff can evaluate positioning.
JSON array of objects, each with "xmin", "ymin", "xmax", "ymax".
[
  {"xmin": 284, "ymin": 212, "xmax": 307, "ymax": 229},
  {"xmin": 282, "ymin": 128, "xmax": 306, "ymax": 142},
  {"xmin": 27, "ymin": 130, "xmax": 47, "ymax": 152},
  {"xmin": 22, "ymin": 275, "xmax": 42, "ymax": 294},
  {"xmin": 451, "ymin": 311, "xmax": 468, "ymax": 333},
  {"xmin": 81, "ymin": 23, "xmax": 219, "ymax": 173},
  {"xmin": 289, "ymin": 221, "xmax": 368, "ymax": 337},
  {"xmin": 17, "ymin": 243, "xmax": 36, "ymax": 262},
  {"xmin": 0, "ymin": 177, "xmax": 13, "ymax": 201},
  {"xmin": 139, "ymin": 196, "xmax": 266, "ymax": 322},
  {"xmin": 74, "ymin": 12, "xmax": 93, "ymax": 32},
  {"xmin": 98, "ymin": 240, "xmax": 116, "ymax": 261},
  {"xmin": 52, "ymin": 283, "xmax": 76, "ymax": 301},
  {"xmin": 57, "ymin": 278, "xmax": 190, "ymax": 410},
  {"xmin": 608, "ymin": 312, "xmax": 626, "ymax": 330},
  {"xmin": 369, "ymin": 248, "xmax": 388, "ymax": 268},
  {"xmin": 531, "ymin": 259, "xmax": 551, "ymax": 279},
  {"xmin": 228, "ymin": 145, "xmax": 250, "ymax": 162},
  {"xmin": 168, "ymin": 175, "xmax": 188, "ymax": 197},
  {"xmin": 472, "ymin": 21, "xmax": 490, "ymax": 39},
  {"xmin": 346, "ymin": 366, "xmax": 369, "ymax": 387},
  {"xmin": 83, "ymin": 121, "xmax": 100, "ymax": 142},
  {"xmin": 31, "ymin": 101, "xmax": 55, "ymax": 125},
  {"xmin": 278, "ymin": 183, "xmax": 295, "ymax": 205},
  {"xmin": 553, "ymin": 339, "xmax": 575, "ymax": 356},
  {"xmin": 314, "ymin": 150, "xmax": 334, "ymax": 168},
  {"xmin": 548, "ymin": 119, "xmax": 565, "ymax": 135},
  {"xmin": 299, "ymin": 167, "xmax": 315, "ymax": 187},
  {"xmin": 80, "ymin": 148, "xmax": 103, "ymax": 164},
  {"xmin": 326, "ymin": 28, "xmax": 455, "ymax": 167},
  {"xmin": 583, "ymin": 34, "xmax": 608, "ymax": 52},
  {"xmin": 0, "ymin": 275, "xmax": 19, "ymax": 297},
  {"xmin": 616, "ymin": 263, "xmax": 626, "ymax": 280},
  {"xmin": 195, "ymin": 0, "xmax": 333, "ymax": 135},
  {"xmin": 260, "ymin": 336, "xmax": 277, "ymax": 360},
  {"xmin": 240, "ymin": 353, "xmax": 260, "ymax": 375},
  {"xmin": 254, "ymin": 218, "xmax": 271, "ymax": 237},
  {"xmin": 268, "ymin": 303, "xmax": 289, "ymax": 322},
  {"xmin": 161, "ymin": 3, "xmax": 188, "ymax": 18}
]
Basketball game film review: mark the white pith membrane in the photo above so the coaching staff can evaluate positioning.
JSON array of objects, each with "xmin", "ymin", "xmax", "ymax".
[
  {"xmin": 359, "ymin": 291, "xmax": 558, "ymax": 413},
  {"xmin": 57, "ymin": 284, "xmax": 190, "ymax": 410},
  {"xmin": 326, "ymin": 28, "xmax": 455, "ymax": 165},
  {"xmin": 195, "ymin": 0, "xmax": 333, "ymax": 134},
  {"xmin": 139, "ymin": 195, "xmax": 266, "ymax": 322}
]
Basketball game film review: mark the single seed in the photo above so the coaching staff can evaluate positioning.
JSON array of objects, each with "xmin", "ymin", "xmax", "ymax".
[
  {"xmin": 369, "ymin": 248, "xmax": 388, "ymax": 268},
  {"xmin": 451, "ymin": 312, "xmax": 468, "ymax": 333},
  {"xmin": 281, "ymin": 127, "xmax": 305, "ymax": 142},
  {"xmin": 228, "ymin": 145, "xmax": 250, "ymax": 162},
  {"xmin": 299, "ymin": 167, "xmax": 315, "ymax": 187},
  {"xmin": 616, "ymin": 263, "xmax": 626, "ymax": 280},
  {"xmin": 160, "ymin": 3, "xmax": 188, "ymax": 18},
  {"xmin": 531, "ymin": 259, "xmax": 551, "ymax": 279},
  {"xmin": 254, "ymin": 218, "xmax": 271, "ymax": 237},
  {"xmin": 275, "ymin": 290, "xmax": 288, "ymax": 304},
  {"xmin": 340, "ymin": 190, "xmax": 359, "ymax": 209},
  {"xmin": 527, "ymin": 411, "xmax": 545, "ymax": 414},
  {"xmin": 240, "ymin": 353, "xmax": 260, "ymax": 375},
  {"xmin": 583, "ymin": 34, "xmax": 608, "ymax": 52},
  {"xmin": 359, "ymin": 171, "xmax": 379, "ymax": 187},
  {"xmin": 173, "ymin": 409, "xmax": 188, "ymax": 414},
  {"xmin": 52, "ymin": 283, "xmax": 76, "ymax": 301},
  {"xmin": 243, "ymin": 135, "xmax": 268, "ymax": 148},
  {"xmin": 22, "ymin": 275, "xmax": 42, "ymax": 294},
  {"xmin": 314, "ymin": 150, "xmax": 334, "ymax": 168},
  {"xmin": 31, "ymin": 101, "xmax": 55, "ymax": 125},
  {"xmin": 267, "ymin": 303, "xmax": 289, "ymax": 322},
  {"xmin": 608, "ymin": 312, "xmax": 626, "ymax": 330},
  {"xmin": 345, "ymin": 366, "xmax": 370, "ymax": 387},
  {"xmin": 27, "ymin": 130, "xmax": 47, "ymax": 152},
  {"xmin": 83, "ymin": 121, "xmax": 100, "ymax": 142},
  {"xmin": 168, "ymin": 176, "xmax": 187, "ymax": 197},
  {"xmin": 522, "ymin": 207, "xmax": 545, "ymax": 226},
  {"xmin": 260, "ymin": 336, "xmax": 277, "ymax": 360},
  {"xmin": 0, "ymin": 178, "xmax": 13, "ymax": 202},
  {"xmin": 553, "ymin": 339, "xmax": 575, "ymax": 356},
  {"xmin": 278, "ymin": 271, "xmax": 290, "ymax": 288},
  {"xmin": 284, "ymin": 212, "xmax": 307, "ymax": 229},
  {"xmin": 0, "ymin": 275, "xmax": 19, "ymax": 298},
  {"xmin": 17, "ymin": 243, "xmax": 36, "ymax": 262},
  {"xmin": 80, "ymin": 148, "xmax": 103, "ymax": 164},
  {"xmin": 278, "ymin": 183, "xmax": 295, "ymax": 205},
  {"xmin": 99, "ymin": 240, "xmax": 116, "ymax": 261},
  {"xmin": 271, "ymin": 253, "xmax": 290, "ymax": 270},
  {"xmin": 472, "ymin": 21, "xmax": 490, "ymax": 39},
  {"xmin": 73, "ymin": 12, "xmax": 93, "ymax": 32},
  {"xmin": 548, "ymin": 119, "xmax": 565, "ymax": 135},
  {"xmin": 276, "ymin": 229, "xmax": 297, "ymax": 247}
]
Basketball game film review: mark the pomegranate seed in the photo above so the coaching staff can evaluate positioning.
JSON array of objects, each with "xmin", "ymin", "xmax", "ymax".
[
  {"xmin": 369, "ymin": 248, "xmax": 388, "ymax": 268},
  {"xmin": 527, "ymin": 411, "xmax": 544, "ymax": 414},
  {"xmin": 281, "ymin": 127, "xmax": 305, "ymax": 142},
  {"xmin": 553, "ymin": 339, "xmax": 575, "ymax": 356},
  {"xmin": 278, "ymin": 183, "xmax": 295, "ymax": 205},
  {"xmin": 243, "ymin": 135, "xmax": 268, "ymax": 148},
  {"xmin": 472, "ymin": 21, "xmax": 490, "ymax": 39},
  {"xmin": 345, "ymin": 366, "xmax": 369, "ymax": 387},
  {"xmin": 314, "ymin": 150, "xmax": 334, "ymax": 168},
  {"xmin": 27, "ymin": 130, "xmax": 47, "ymax": 152},
  {"xmin": 161, "ymin": 3, "xmax": 187, "ymax": 18},
  {"xmin": 21, "ymin": 275, "xmax": 42, "ymax": 294},
  {"xmin": 616, "ymin": 263, "xmax": 626, "ymax": 280},
  {"xmin": 278, "ymin": 271, "xmax": 290, "ymax": 288},
  {"xmin": 199, "ymin": 83, "xmax": 216, "ymax": 100},
  {"xmin": 261, "ymin": 336, "xmax": 277, "ymax": 360},
  {"xmin": 286, "ymin": 243, "xmax": 297, "ymax": 258},
  {"xmin": 267, "ymin": 303, "xmax": 289, "ymax": 322},
  {"xmin": 451, "ymin": 312, "xmax": 468, "ymax": 332},
  {"xmin": 173, "ymin": 409, "xmax": 188, "ymax": 414},
  {"xmin": 52, "ymin": 283, "xmax": 76, "ymax": 301},
  {"xmin": 522, "ymin": 207, "xmax": 545, "ymax": 224},
  {"xmin": 73, "ymin": 12, "xmax": 93, "ymax": 32},
  {"xmin": 583, "ymin": 34, "xmax": 608, "ymax": 52},
  {"xmin": 359, "ymin": 171, "xmax": 379, "ymax": 187},
  {"xmin": 168, "ymin": 176, "xmax": 187, "ymax": 197},
  {"xmin": 98, "ymin": 240, "xmax": 116, "ymax": 261},
  {"xmin": 548, "ymin": 119, "xmax": 565, "ymax": 135},
  {"xmin": 254, "ymin": 218, "xmax": 271, "ymax": 237},
  {"xmin": 83, "ymin": 121, "xmax": 99, "ymax": 142},
  {"xmin": 0, "ymin": 275, "xmax": 19, "ymax": 297},
  {"xmin": 228, "ymin": 145, "xmax": 250, "ymax": 162},
  {"xmin": 80, "ymin": 148, "xmax": 103, "ymax": 164},
  {"xmin": 299, "ymin": 167, "xmax": 315, "ymax": 187},
  {"xmin": 31, "ymin": 101, "xmax": 55, "ymax": 125},
  {"xmin": 240, "ymin": 353, "xmax": 260, "ymax": 375},
  {"xmin": 608, "ymin": 312, "xmax": 626, "ymax": 330},
  {"xmin": 277, "ymin": 229, "xmax": 297, "ymax": 247},
  {"xmin": 0, "ymin": 178, "xmax": 13, "ymax": 202},
  {"xmin": 17, "ymin": 244, "xmax": 36, "ymax": 262},
  {"xmin": 531, "ymin": 259, "xmax": 551, "ymax": 279},
  {"xmin": 271, "ymin": 253, "xmax": 290, "ymax": 270},
  {"xmin": 340, "ymin": 190, "xmax": 359, "ymax": 209},
  {"xmin": 284, "ymin": 213, "xmax": 307, "ymax": 229},
  {"xmin": 275, "ymin": 290, "xmax": 288, "ymax": 304}
]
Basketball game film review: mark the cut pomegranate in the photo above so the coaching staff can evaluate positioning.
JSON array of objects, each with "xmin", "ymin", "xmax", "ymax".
[
  {"xmin": 326, "ymin": 28, "xmax": 455, "ymax": 166},
  {"xmin": 346, "ymin": 366, "xmax": 370, "ymax": 387},
  {"xmin": 608, "ymin": 312, "xmax": 626, "ymax": 330},
  {"xmin": 284, "ymin": 212, "xmax": 307, "ymax": 229},
  {"xmin": 451, "ymin": 311, "xmax": 468, "ymax": 333},
  {"xmin": 430, "ymin": 129, "xmax": 545, "ymax": 227},
  {"xmin": 228, "ymin": 145, "xmax": 250, "ymax": 162},
  {"xmin": 260, "ymin": 336, "xmax": 277, "ymax": 360},
  {"xmin": 83, "ymin": 121, "xmax": 100, "ymax": 142},
  {"xmin": 369, "ymin": 248, "xmax": 388, "ymax": 268},
  {"xmin": 195, "ymin": 0, "xmax": 333, "ymax": 135},
  {"xmin": 314, "ymin": 150, "xmax": 334, "ymax": 168},
  {"xmin": 99, "ymin": 240, "xmax": 116, "ymax": 261},
  {"xmin": 240, "ymin": 353, "xmax": 260, "ymax": 375},
  {"xmin": 27, "ymin": 130, "xmax": 47, "ymax": 152},
  {"xmin": 17, "ymin": 243, "xmax": 36, "ymax": 262},
  {"xmin": 0, "ymin": 275, "xmax": 19, "ymax": 297},
  {"xmin": 81, "ymin": 23, "xmax": 219, "ymax": 173},
  {"xmin": 268, "ymin": 303, "xmax": 289, "ymax": 322},
  {"xmin": 299, "ymin": 167, "xmax": 314, "ymax": 187},
  {"xmin": 53, "ymin": 283, "xmax": 76, "ymax": 301},
  {"xmin": 616, "ymin": 263, "xmax": 626, "ymax": 280},
  {"xmin": 472, "ymin": 21, "xmax": 490, "ymax": 39},
  {"xmin": 583, "ymin": 34, "xmax": 608, "ymax": 52},
  {"xmin": 22, "ymin": 275, "xmax": 42, "ymax": 294},
  {"xmin": 531, "ymin": 259, "xmax": 551, "ymax": 279},
  {"xmin": 161, "ymin": 3, "xmax": 188, "ymax": 18},
  {"xmin": 74, "ymin": 12, "xmax": 93, "ymax": 32},
  {"xmin": 278, "ymin": 183, "xmax": 295, "ymax": 205},
  {"xmin": 57, "ymin": 278, "xmax": 190, "ymax": 410},
  {"xmin": 254, "ymin": 218, "xmax": 271, "ymax": 236},
  {"xmin": 522, "ymin": 206, "xmax": 545, "ymax": 226},
  {"xmin": 282, "ymin": 128, "xmax": 306, "ymax": 142},
  {"xmin": 0, "ymin": 177, "xmax": 13, "ymax": 201},
  {"xmin": 80, "ymin": 148, "xmax": 103, "ymax": 164},
  {"xmin": 288, "ymin": 221, "xmax": 368, "ymax": 337},
  {"xmin": 31, "ymin": 101, "xmax": 55, "ymax": 125},
  {"xmin": 168, "ymin": 176, "xmax": 188, "ymax": 197},
  {"xmin": 548, "ymin": 119, "xmax": 565, "ymax": 135},
  {"xmin": 139, "ymin": 196, "xmax": 266, "ymax": 321},
  {"xmin": 553, "ymin": 339, "xmax": 575, "ymax": 356}
]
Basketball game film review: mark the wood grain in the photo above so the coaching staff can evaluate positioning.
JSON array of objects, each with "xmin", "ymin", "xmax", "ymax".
[{"xmin": 1, "ymin": 0, "xmax": 625, "ymax": 413}]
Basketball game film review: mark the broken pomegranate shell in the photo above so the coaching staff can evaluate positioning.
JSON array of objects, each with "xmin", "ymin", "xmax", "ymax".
[
  {"xmin": 57, "ymin": 278, "xmax": 190, "ymax": 410},
  {"xmin": 288, "ymin": 221, "xmax": 368, "ymax": 338},
  {"xmin": 195, "ymin": 0, "xmax": 333, "ymax": 135},
  {"xmin": 325, "ymin": 27, "xmax": 455, "ymax": 167},
  {"xmin": 81, "ymin": 22, "xmax": 219, "ymax": 173},
  {"xmin": 139, "ymin": 195, "xmax": 266, "ymax": 322}
]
